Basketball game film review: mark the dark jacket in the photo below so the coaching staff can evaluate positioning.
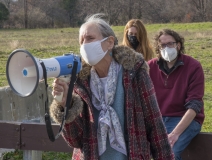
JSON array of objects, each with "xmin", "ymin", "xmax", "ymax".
[{"xmin": 50, "ymin": 45, "xmax": 174, "ymax": 160}]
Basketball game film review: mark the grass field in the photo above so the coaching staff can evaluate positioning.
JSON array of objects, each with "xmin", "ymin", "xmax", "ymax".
[{"xmin": 0, "ymin": 22, "xmax": 212, "ymax": 159}]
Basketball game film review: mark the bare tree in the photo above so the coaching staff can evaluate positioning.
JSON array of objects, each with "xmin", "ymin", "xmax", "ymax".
[
  {"xmin": 97, "ymin": 0, "xmax": 125, "ymax": 25},
  {"xmin": 24, "ymin": 0, "xmax": 27, "ymax": 28},
  {"xmin": 0, "ymin": 0, "xmax": 11, "ymax": 8},
  {"xmin": 2, "ymin": 0, "xmax": 212, "ymax": 28},
  {"xmin": 190, "ymin": 0, "xmax": 207, "ymax": 21},
  {"xmin": 142, "ymin": 0, "xmax": 166, "ymax": 23}
]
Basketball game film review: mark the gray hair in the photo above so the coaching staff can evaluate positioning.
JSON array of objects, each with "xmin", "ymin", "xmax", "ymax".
[{"xmin": 80, "ymin": 13, "xmax": 118, "ymax": 45}]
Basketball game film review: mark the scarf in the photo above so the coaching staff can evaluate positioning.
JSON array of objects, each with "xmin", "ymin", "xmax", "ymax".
[{"xmin": 90, "ymin": 59, "xmax": 127, "ymax": 156}]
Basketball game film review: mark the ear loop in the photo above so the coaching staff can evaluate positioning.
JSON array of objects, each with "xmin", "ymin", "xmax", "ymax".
[
  {"xmin": 104, "ymin": 37, "xmax": 113, "ymax": 57},
  {"xmin": 100, "ymin": 37, "xmax": 108, "ymax": 42}
]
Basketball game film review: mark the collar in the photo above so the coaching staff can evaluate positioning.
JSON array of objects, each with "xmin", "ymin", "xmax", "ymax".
[{"xmin": 157, "ymin": 54, "xmax": 184, "ymax": 75}]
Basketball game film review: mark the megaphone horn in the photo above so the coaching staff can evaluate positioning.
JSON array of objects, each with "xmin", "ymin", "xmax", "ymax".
[{"xmin": 6, "ymin": 49, "xmax": 81, "ymax": 98}]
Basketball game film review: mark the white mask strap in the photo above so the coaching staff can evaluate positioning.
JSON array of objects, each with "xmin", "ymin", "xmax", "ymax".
[{"xmin": 100, "ymin": 37, "xmax": 108, "ymax": 42}]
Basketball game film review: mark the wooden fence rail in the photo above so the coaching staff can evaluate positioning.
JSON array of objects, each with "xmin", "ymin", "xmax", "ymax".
[
  {"xmin": 182, "ymin": 132, "xmax": 212, "ymax": 160},
  {"xmin": 0, "ymin": 121, "xmax": 72, "ymax": 153},
  {"xmin": 1, "ymin": 121, "xmax": 212, "ymax": 160}
]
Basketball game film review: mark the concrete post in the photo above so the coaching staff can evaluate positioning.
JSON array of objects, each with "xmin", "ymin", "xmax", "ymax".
[
  {"xmin": 0, "ymin": 81, "xmax": 53, "ymax": 122},
  {"xmin": 23, "ymin": 150, "xmax": 42, "ymax": 160},
  {"xmin": 0, "ymin": 81, "xmax": 53, "ymax": 159},
  {"xmin": 22, "ymin": 119, "xmax": 43, "ymax": 160}
]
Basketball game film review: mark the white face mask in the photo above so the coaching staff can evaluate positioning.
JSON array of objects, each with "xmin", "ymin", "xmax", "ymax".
[
  {"xmin": 160, "ymin": 47, "xmax": 178, "ymax": 62},
  {"xmin": 80, "ymin": 37, "xmax": 108, "ymax": 66}
]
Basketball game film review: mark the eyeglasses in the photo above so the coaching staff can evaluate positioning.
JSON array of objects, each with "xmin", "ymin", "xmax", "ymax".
[{"xmin": 159, "ymin": 42, "xmax": 177, "ymax": 50}]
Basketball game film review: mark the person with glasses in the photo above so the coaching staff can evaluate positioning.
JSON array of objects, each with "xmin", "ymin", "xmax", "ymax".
[
  {"xmin": 122, "ymin": 19, "xmax": 155, "ymax": 61},
  {"xmin": 148, "ymin": 29, "xmax": 205, "ymax": 160}
]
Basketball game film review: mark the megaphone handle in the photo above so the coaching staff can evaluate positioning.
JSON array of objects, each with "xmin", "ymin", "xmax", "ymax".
[
  {"xmin": 54, "ymin": 76, "xmax": 71, "ymax": 103},
  {"xmin": 42, "ymin": 60, "xmax": 78, "ymax": 142}
]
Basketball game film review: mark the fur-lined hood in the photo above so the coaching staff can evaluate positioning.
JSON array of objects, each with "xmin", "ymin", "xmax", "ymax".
[{"xmin": 78, "ymin": 45, "xmax": 149, "ymax": 80}]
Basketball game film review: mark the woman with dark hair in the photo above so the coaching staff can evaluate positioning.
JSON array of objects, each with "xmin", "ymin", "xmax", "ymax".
[
  {"xmin": 50, "ymin": 15, "xmax": 174, "ymax": 160},
  {"xmin": 122, "ymin": 19, "xmax": 154, "ymax": 61}
]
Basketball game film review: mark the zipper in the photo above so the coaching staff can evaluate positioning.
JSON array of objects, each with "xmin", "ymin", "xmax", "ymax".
[
  {"xmin": 164, "ymin": 75, "xmax": 169, "ymax": 87},
  {"xmin": 159, "ymin": 60, "xmax": 184, "ymax": 87}
]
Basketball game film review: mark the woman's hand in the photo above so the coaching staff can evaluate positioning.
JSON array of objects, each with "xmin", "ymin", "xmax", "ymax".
[{"xmin": 52, "ymin": 78, "xmax": 69, "ymax": 107}]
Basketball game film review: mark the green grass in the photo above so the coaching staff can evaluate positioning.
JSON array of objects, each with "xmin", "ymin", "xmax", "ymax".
[
  {"xmin": 1, "ymin": 22, "xmax": 212, "ymax": 158},
  {"xmin": 1, "ymin": 150, "xmax": 72, "ymax": 160}
]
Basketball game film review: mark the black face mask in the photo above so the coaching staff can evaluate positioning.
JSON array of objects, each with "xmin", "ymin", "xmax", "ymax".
[{"xmin": 127, "ymin": 35, "xmax": 139, "ymax": 50}]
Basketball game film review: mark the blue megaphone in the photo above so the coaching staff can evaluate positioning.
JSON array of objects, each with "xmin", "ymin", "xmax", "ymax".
[{"xmin": 6, "ymin": 49, "xmax": 81, "ymax": 100}]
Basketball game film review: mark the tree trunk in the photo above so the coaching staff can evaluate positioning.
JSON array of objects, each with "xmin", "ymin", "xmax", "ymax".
[{"xmin": 24, "ymin": 0, "xmax": 28, "ymax": 29}]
